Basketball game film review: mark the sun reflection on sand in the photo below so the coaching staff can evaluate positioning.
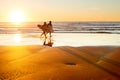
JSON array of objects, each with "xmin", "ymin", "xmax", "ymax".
[{"xmin": 13, "ymin": 34, "xmax": 21, "ymax": 43}]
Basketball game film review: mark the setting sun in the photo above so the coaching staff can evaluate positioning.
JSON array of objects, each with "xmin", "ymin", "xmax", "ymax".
[{"xmin": 9, "ymin": 10, "xmax": 26, "ymax": 23}]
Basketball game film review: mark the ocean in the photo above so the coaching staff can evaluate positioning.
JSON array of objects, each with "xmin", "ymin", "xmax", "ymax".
[
  {"xmin": 0, "ymin": 22, "xmax": 120, "ymax": 34},
  {"xmin": 0, "ymin": 22, "xmax": 120, "ymax": 46}
]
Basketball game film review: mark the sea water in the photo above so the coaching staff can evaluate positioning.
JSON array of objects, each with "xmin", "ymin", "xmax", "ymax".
[{"xmin": 0, "ymin": 22, "xmax": 120, "ymax": 46}]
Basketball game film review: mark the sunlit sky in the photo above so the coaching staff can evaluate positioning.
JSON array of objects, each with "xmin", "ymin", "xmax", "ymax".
[{"xmin": 0, "ymin": 0, "xmax": 120, "ymax": 22}]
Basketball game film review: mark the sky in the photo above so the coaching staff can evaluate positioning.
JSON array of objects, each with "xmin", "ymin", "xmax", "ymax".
[{"xmin": 0, "ymin": 0, "xmax": 120, "ymax": 22}]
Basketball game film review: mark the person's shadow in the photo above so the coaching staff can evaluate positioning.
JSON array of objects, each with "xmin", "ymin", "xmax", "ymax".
[{"xmin": 43, "ymin": 36, "xmax": 53, "ymax": 47}]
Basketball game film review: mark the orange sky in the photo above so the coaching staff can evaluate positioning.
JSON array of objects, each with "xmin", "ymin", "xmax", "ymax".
[{"xmin": 0, "ymin": 0, "xmax": 120, "ymax": 22}]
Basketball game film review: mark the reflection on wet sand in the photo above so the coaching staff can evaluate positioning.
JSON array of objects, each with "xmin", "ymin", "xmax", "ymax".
[
  {"xmin": 0, "ymin": 46, "xmax": 120, "ymax": 80},
  {"xmin": 41, "ymin": 36, "xmax": 53, "ymax": 47}
]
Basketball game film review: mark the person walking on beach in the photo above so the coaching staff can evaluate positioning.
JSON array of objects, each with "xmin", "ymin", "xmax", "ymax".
[
  {"xmin": 37, "ymin": 21, "xmax": 54, "ymax": 37},
  {"xmin": 42, "ymin": 22, "xmax": 47, "ymax": 36},
  {"xmin": 38, "ymin": 22, "xmax": 47, "ymax": 37},
  {"xmin": 37, "ymin": 21, "xmax": 54, "ymax": 46},
  {"xmin": 47, "ymin": 21, "xmax": 54, "ymax": 37}
]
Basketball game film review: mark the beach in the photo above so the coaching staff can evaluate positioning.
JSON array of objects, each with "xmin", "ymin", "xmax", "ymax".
[
  {"xmin": 0, "ymin": 26, "xmax": 120, "ymax": 80},
  {"xmin": 0, "ymin": 45, "xmax": 120, "ymax": 80},
  {"xmin": 0, "ymin": 0, "xmax": 120, "ymax": 79}
]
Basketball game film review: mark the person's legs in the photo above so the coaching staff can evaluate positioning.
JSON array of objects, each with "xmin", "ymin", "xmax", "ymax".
[
  {"xmin": 41, "ymin": 32, "xmax": 44, "ymax": 36},
  {"xmin": 49, "ymin": 32, "xmax": 52, "ymax": 37}
]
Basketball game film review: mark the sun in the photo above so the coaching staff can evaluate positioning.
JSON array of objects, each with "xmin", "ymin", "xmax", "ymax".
[{"xmin": 9, "ymin": 10, "xmax": 26, "ymax": 24}]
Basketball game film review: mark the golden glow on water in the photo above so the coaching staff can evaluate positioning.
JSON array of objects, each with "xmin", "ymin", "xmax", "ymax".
[{"xmin": 13, "ymin": 34, "xmax": 21, "ymax": 43}]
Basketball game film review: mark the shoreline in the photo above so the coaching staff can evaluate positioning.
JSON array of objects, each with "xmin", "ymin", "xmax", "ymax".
[
  {"xmin": 0, "ymin": 30, "xmax": 120, "ymax": 34},
  {"xmin": 0, "ymin": 33, "xmax": 119, "ymax": 47},
  {"xmin": 0, "ymin": 31, "xmax": 119, "ymax": 34}
]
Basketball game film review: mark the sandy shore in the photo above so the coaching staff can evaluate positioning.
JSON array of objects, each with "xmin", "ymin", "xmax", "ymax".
[{"xmin": 0, "ymin": 45, "xmax": 120, "ymax": 80}]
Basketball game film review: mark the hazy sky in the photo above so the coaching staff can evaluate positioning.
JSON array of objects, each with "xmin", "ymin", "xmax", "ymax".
[{"xmin": 0, "ymin": 0, "xmax": 120, "ymax": 22}]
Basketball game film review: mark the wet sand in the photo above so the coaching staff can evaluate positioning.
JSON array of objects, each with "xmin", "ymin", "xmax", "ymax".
[{"xmin": 0, "ymin": 45, "xmax": 120, "ymax": 80}]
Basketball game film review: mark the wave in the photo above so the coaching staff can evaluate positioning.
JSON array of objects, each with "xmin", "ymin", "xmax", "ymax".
[{"xmin": 0, "ymin": 22, "xmax": 120, "ymax": 34}]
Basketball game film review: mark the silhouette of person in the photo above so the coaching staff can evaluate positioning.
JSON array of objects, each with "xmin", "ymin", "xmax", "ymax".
[
  {"xmin": 37, "ymin": 21, "xmax": 54, "ymax": 47},
  {"xmin": 47, "ymin": 21, "xmax": 53, "ymax": 37},
  {"xmin": 48, "ymin": 21, "xmax": 52, "ymax": 26},
  {"xmin": 41, "ymin": 22, "xmax": 47, "ymax": 37}
]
